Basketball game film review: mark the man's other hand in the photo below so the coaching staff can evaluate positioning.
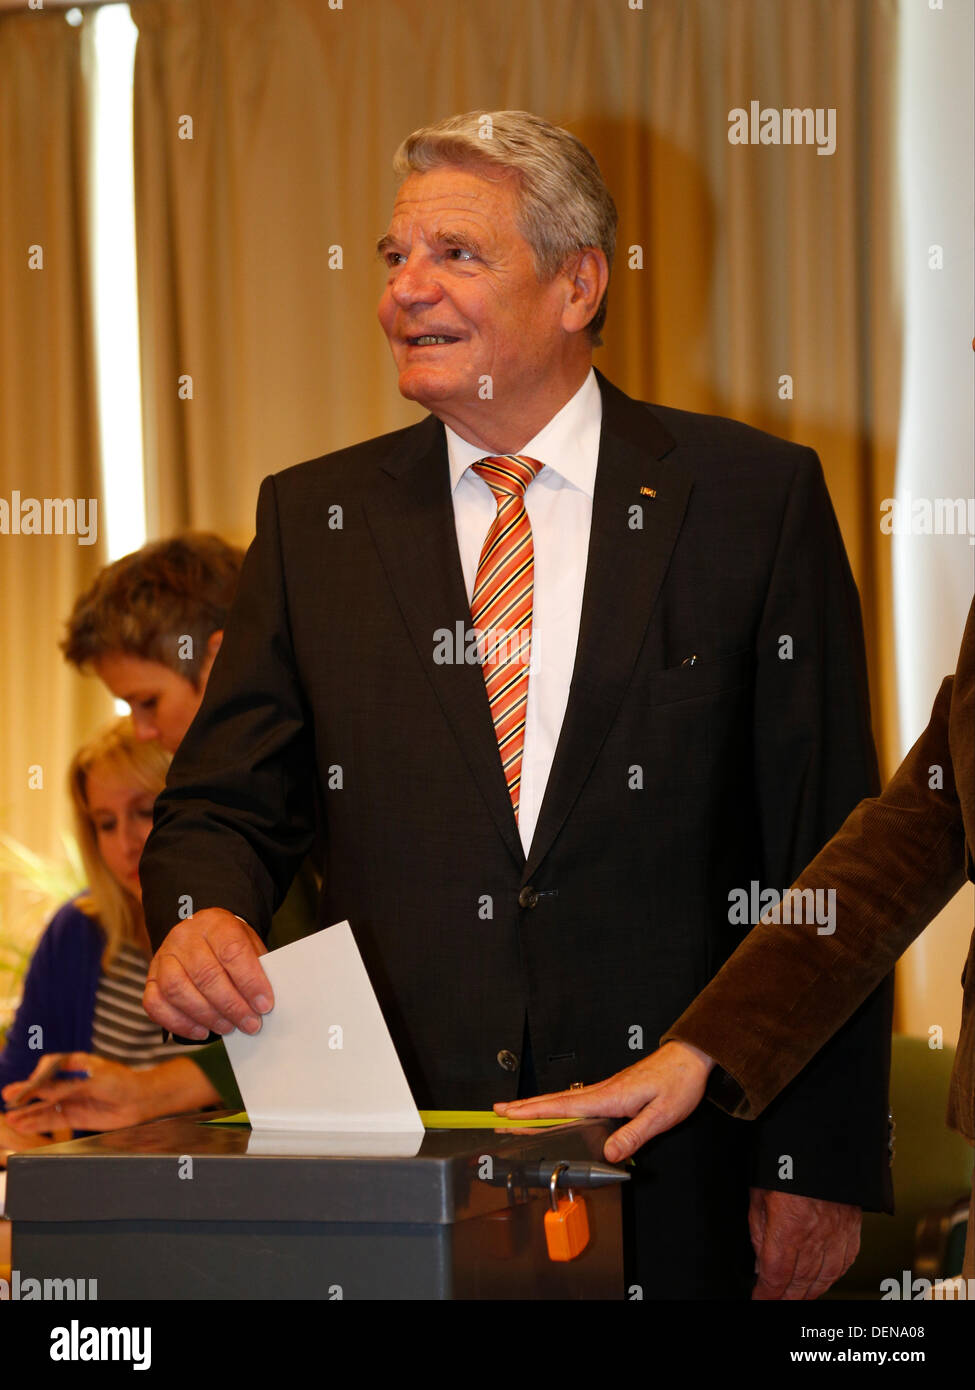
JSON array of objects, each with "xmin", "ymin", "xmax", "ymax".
[
  {"xmin": 494, "ymin": 1040, "xmax": 714, "ymax": 1162},
  {"xmin": 749, "ymin": 1188, "xmax": 861, "ymax": 1299},
  {"xmin": 143, "ymin": 908, "xmax": 272, "ymax": 1040}
]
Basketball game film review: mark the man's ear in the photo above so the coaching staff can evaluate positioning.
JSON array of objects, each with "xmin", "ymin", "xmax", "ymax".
[
  {"xmin": 207, "ymin": 629, "xmax": 224, "ymax": 659},
  {"xmin": 561, "ymin": 248, "xmax": 610, "ymax": 335}
]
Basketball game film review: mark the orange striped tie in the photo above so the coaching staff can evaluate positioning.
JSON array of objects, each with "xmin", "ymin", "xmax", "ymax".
[{"xmin": 470, "ymin": 454, "xmax": 542, "ymax": 821}]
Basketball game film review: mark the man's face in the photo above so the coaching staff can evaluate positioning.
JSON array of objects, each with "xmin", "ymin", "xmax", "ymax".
[
  {"xmin": 92, "ymin": 652, "xmax": 204, "ymax": 753},
  {"xmin": 377, "ymin": 165, "xmax": 579, "ymax": 449}
]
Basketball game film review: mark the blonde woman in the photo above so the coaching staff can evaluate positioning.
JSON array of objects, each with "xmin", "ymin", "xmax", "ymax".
[{"xmin": 0, "ymin": 718, "xmax": 220, "ymax": 1151}]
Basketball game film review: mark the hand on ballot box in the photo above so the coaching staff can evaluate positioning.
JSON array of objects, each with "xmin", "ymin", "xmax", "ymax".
[
  {"xmin": 143, "ymin": 908, "xmax": 274, "ymax": 1041},
  {"xmin": 2, "ymin": 1052, "xmax": 221, "ymax": 1136},
  {"xmin": 494, "ymin": 1039, "xmax": 715, "ymax": 1164},
  {"xmin": 497, "ymin": 1041, "xmax": 862, "ymax": 1299}
]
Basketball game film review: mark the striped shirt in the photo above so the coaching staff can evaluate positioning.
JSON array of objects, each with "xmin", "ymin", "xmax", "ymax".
[{"xmin": 91, "ymin": 942, "xmax": 199, "ymax": 1066}]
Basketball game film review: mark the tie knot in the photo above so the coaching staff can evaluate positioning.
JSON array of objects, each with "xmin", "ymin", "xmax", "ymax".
[{"xmin": 471, "ymin": 454, "xmax": 542, "ymax": 500}]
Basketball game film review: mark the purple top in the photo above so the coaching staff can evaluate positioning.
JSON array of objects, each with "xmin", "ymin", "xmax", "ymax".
[{"xmin": 0, "ymin": 899, "xmax": 102, "ymax": 1111}]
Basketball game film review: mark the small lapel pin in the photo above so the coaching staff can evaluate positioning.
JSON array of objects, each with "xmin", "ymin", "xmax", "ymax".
[{"xmin": 639, "ymin": 486, "xmax": 657, "ymax": 497}]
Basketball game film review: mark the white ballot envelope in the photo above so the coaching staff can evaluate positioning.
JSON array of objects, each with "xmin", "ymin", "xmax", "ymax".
[{"xmin": 223, "ymin": 920, "xmax": 424, "ymax": 1138}]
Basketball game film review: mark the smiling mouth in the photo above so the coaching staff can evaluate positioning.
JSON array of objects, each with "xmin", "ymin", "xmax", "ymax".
[{"xmin": 406, "ymin": 335, "xmax": 460, "ymax": 346}]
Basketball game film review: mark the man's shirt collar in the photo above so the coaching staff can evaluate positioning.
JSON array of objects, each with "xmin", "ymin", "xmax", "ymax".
[{"xmin": 445, "ymin": 367, "xmax": 601, "ymax": 498}]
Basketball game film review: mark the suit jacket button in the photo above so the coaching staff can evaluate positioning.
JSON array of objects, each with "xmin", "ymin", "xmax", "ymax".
[
  {"xmin": 497, "ymin": 1049, "xmax": 519, "ymax": 1072},
  {"xmin": 518, "ymin": 885, "xmax": 539, "ymax": 909}
]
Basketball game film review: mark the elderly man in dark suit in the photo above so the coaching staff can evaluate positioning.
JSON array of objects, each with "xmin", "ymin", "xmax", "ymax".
[{"xmin": 140, "ymin": 110, "xmax": 892, "ymax": 1299}]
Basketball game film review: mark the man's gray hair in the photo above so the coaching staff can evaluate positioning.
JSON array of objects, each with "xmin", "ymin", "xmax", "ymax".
[{"xmin": 393, "ymin": 110, "xmax": 617, "ymax": 345}]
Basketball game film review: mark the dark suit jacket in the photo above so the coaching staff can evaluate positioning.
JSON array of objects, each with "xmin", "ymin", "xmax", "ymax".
[
  {"xmin": 141, "ymin": 370, "xmax": 892, "ymax": 1296},
  {"xmin": 667, "ymin": 597, "xmax": 975, "ymax": 1145}
]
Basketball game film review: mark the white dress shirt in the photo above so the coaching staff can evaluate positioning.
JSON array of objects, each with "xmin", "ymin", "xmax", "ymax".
[{"xmin": 445, "ymin": 368, "xmax": 602, "ymax": 857}]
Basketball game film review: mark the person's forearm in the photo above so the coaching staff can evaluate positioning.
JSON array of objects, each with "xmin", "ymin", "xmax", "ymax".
[
  {"xmin": 138, "ymin": 1057, "xmax": 222, "ymax": 1120},
  {"xmin": 666, "ymin": 672, "xmax": 966, "ymax": 1126},
  {"xmin": 185, "ymin": 1038, "xmax": 244, "ymax": 1109}
]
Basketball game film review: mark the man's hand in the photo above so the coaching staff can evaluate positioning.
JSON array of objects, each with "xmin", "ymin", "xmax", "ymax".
[
  {"xmin": 749, "ymin": 1188, "xmax": 861, "ymax": 1299},
  {"xmin": 494, "ymin": 1040, "xmax": 715, "ymax": 1162},
  {"xmin": 2, "ymin": 1053, "xmax": 221, "ymax": 1135},
  {"xmin": 143, "ymin": 908, "xmax": 272, "ymax": 1039}
]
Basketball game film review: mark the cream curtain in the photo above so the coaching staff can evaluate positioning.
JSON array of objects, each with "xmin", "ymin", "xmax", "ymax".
[
  {"xmin": 0, "ymin": 10, "xmax": 112, "ymax": 980},
  {"xmin": 131, "ymin": 0, "xmax": 900, "ymax": 783}
]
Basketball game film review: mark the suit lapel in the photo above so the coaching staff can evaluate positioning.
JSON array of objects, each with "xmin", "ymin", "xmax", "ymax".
[
  {"xmin": 362, "ymin": 416, "xmax": 526, "ymax": 869},
  {"xmin": 523, "ymin": 372, "xmax": 692, "ymax": 880},
  {"xmin": 361, "ymin": 374, "xmax": 693, "ymax": 880}
]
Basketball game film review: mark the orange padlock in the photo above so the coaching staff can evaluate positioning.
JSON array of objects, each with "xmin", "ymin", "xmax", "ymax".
[{"xmin": 543, "ymin": 1161, "xmax": 590, "ymax": 1262}]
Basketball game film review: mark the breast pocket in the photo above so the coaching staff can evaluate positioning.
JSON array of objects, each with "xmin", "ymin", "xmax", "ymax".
[{"xmin": 648, "ymin": 649, "xmax": 754, "ymax": 707}]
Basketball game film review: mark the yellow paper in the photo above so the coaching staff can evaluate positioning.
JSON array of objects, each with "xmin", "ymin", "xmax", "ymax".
[
  {"xmin": 419, "ymin": 1110, "xmax": 578, "ymax": 1129},
  {"xmin": 206, "ymin": 1109, "xmax": 578, "ymax": 1129}
]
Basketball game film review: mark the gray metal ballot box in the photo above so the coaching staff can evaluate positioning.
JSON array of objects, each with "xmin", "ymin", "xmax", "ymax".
[{"xmin": 7, "ymin": 1115, "xmax": 627, "ymax": 1299}]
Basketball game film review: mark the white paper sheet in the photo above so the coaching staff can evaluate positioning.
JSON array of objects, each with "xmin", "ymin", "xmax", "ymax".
[
  {"xmin": 245, "ymin": 1130, "xmax": 423, "ymax": 1157},
  {"xmin": 223, "ymin": 921, "xmax": 423, "ymax": 1136}
]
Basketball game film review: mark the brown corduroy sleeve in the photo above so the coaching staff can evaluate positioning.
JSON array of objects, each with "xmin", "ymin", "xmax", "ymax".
[{"xmin": 662, "ymin": 673, "xmax": 967, "ymax": 1120}]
